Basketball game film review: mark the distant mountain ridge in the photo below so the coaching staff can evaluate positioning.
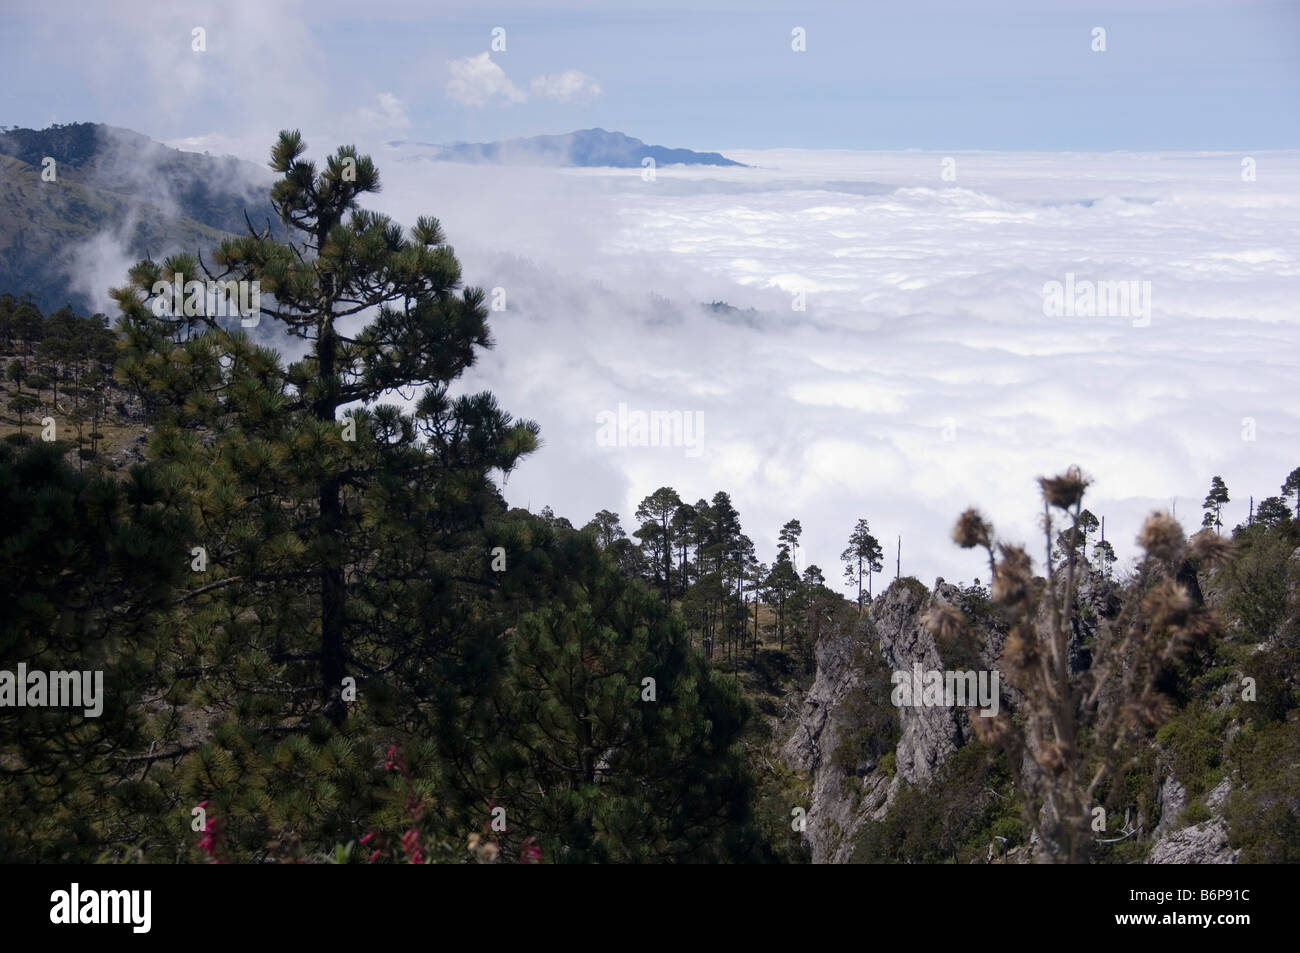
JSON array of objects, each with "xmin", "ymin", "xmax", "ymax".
[{"xmin": 390, "ymin": 128, "xmax": 745, "ymax": 168}]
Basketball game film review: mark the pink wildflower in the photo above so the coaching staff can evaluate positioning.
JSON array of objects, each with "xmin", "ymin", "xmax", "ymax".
[{"xmin": 520, "ymin": 837, "xmax": 541, "ymax": 864}]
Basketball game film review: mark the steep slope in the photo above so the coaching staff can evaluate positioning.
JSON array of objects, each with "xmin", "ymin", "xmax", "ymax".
[
  {"xmin": 782, "ymin": 533, "xmax": 1300, "ymax": 864},
  {"xmin": 0, "ymin": 123, "xmax": 280, "ymax": 311},
  {"xmin": 783, "ymin": 579, "xmax": 971, "ymax": 862}
]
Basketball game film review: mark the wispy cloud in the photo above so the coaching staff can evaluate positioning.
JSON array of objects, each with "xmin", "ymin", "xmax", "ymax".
[
  {"xmin": 445, "ymin": 52, "xmax": 601, "ymax": 108},
  {"xmin": 353, "ymin": 92, "xmax": 411, "ymax": 134},
  {"xmin": 530, "ymin": 70, "xmax": 602, "ymax": 104}
]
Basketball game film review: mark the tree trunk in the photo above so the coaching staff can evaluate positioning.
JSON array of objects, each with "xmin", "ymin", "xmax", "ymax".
[{"xmin": 316, "ymin": 316, "xmax": 347, "ymax": 726}]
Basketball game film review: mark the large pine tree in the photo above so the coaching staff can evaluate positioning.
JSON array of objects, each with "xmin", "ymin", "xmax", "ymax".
[
  {"xmin": 93, "ymin": 133, "xmax": 761, "ymax": 862},
  {"xmin": 114, "ymin": 130, "xmax": 540, "ymax": 730},
  {"xmin": 109, "ymin": 132, "xmax": 542, "ymax": 857}
]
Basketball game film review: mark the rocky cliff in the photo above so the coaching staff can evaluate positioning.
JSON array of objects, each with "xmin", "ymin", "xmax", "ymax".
[
  {"xmin": 782, "ymin": 573, "xmax": 1249, "ymax": 864},
  {"xmin": 782, "ymin": 579, "xmax": 970, "ymax": 863}
]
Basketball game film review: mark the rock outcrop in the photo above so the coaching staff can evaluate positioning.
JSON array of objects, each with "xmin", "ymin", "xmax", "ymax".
[
  {"xmin": 782, "ymin": 578, "xmax": 966, "ymax": 863},
  {"xmin": 779, "ymin": 607, "xmax": 877, "ymax": 863},
  {"xmin": 872, "ymin": 581, "xmax": 964, "ymax": 787},
  {"xmin": 1149, "ymin": 779, "xmax": 1241, "ymax": 864}
]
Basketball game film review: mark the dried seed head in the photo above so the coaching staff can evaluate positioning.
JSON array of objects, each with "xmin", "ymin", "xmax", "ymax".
[
  {"xmin": 992, "ymin": 544, "xmax": 1034, "ymax": 607},
  {"xmin": 922, "ymin": 603, "xmax": 968, "ymax": 642},
  {"xmin": 1001, "ymin": 625, "xmax": 1038, "ymax": 675},
  {"xmin": 1184, "ymin": 608, "xmax": 1219, "ymax": 643},
  {"xmin": 1039, "ymin": 466, "xmax": 1090, "ymax": 510},
  {"xmin": 1124, "ymin": 694, "xmax": 1174, "ymax": 732},
  {"xmin": 1143, "ymin": 579, "xmax": 1195, "ymax": 630},
  {"xmin": 953, "ymin": 508, "xmax": 993, "ymax": 549},
  {"xmin": 1137, "ymin": 511, "xmax": 1185, "ymax": 563},
  {"xmin": 1037, "ymin": 741, "xmax": 1067, "ymax": 774},
  {"xmin": 1188, "ymin": 529, "xmax": 1234, "ymax": 569},
  {"xmin": 971, "ymin": 712, "xmax": 1010, "ymax": 746},
  {"xmin": 1143, "ymin": 579, "xmax": 1217, "ymax": 656}
]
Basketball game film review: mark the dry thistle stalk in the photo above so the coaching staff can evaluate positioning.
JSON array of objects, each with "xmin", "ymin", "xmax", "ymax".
[
  {"xmin": 953, "ymin": 508, "xmax": 993, "ymax": 550},
  {"xmin": 1136, "ymin": 511, "xmax": 1184, "ymax": 565},
  {"xmin": 1038, "ymin": 466, "xmax": 1090, "ymax": 510},
  {"xmin": 946, "ymin": 469, "xmax": 1220, "ymax": 863}
]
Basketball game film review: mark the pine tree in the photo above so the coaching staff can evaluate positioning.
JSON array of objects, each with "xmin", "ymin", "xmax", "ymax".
[
  {"xmin": 0, "ymin": 294, "xmax": 14, "ymax": 353},
  {"xmin": 1202, "ymin": 476, "xmax": 1230, "ymax": 534},
  {"xmin": 38, "ymin": 306, "xmax": 79, "ymax": 412},
  {"xmin": 707, "ymin": 491, "xmax": 744, "ymax": 653},
  {"xmin": 765, "ymin": 545, "xmax": 800, "ymax": 650},
  {"xmin": 439, "ymin": 517, "xmax": 764, "ymax": 861},
  {"xmin": 584, "ymin": 509, "xmax": 625, "ymax": 549},
  {"xmin": 1282, "ymin": 467, "xmax": 1300, "ymax": 515},
  {"xmin": 732, "ymin": 533, "xmax": 756, "ymax": 658},
  {"xmin": 1254, "ymin": 496, "xmax": 1292, "ymax": 528},
  {"xmin": 11, "ymin": 299, "xmax": 42, "ymax": 374},
  {"xmin": 841, "ymin": 518, "xmax": 884, "ymax": 610},
  {"xmin": 1054, "ymin": 510, "xmax": 1099, "ymax": 567},
  {"xmin": 94, "ymin": 133, "xmax": 770, "ymax": 863},
  {"xmin": 111, "ymin": 133, "xmax": 541, "ymax": 857},
  {"xmin": 634, "ymin": 486, "xmax": 683, "ymax": 603},
  {"xmin": 0, "ymin": 441, "xmax": 192, "ymax": 860},
  {"xmin": 779, "ymin": 518, "xmax": 803, "ymax": 571},
  {"xmin": 1092, "ymin": 538, "xmax": 1117, "ymax": 578},
  {"xmin": 670, "ymin": 501, "xmax": 697, "ymax": 595},
  {"xmin": 746, "ymin": 556, "xmax": 769, "ymax": 652},
  {"xmin": 793, "ymin": 565, "xmax": 840, "ymax": 673},
  {"xmin": 115, "ymin": 130, "xmax": 540, "ymax": 728},
  {"xmin": 7, "ymin": 359, "xmax": 37, "ymax": 437}
]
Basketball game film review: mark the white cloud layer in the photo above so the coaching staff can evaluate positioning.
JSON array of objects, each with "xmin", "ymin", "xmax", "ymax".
[
  {"xmin": 16, "ymin": 1, "xmax": 1295, "ymax": 601},
  {"xmin": 360, "ymin": 147, "xmax": 1300, "ymax": 594},
  {"xmin": 98, "ymin": 132, "xmax": 1299, "ymax": 597}
]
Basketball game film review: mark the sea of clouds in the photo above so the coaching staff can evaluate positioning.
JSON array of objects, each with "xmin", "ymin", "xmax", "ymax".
[
  {"xmin": 87, "ymin": 136, "xmax": 1295, "ymax": 593},
  {"xmin": 24, "ymin": 0, "xmax": 1298, "ymax": 593},
  {"xmin": 345, "ymin": 147, "xmax": 1298, "ymax": 592},
  {"xmin": 25, "ymin": 0, "xmax": 1294, "ymax": 593}
]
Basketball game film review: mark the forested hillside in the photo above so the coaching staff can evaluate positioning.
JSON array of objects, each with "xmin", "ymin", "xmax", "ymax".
[{"xmin": 0, "ymin": 123, "xmax": 280, "ymax": 313}]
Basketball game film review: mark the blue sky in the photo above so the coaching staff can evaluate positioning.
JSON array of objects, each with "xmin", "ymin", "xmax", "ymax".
[{"xmin": 2, "ymin": 0, "xmax": 1297, "ymax": 152}]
